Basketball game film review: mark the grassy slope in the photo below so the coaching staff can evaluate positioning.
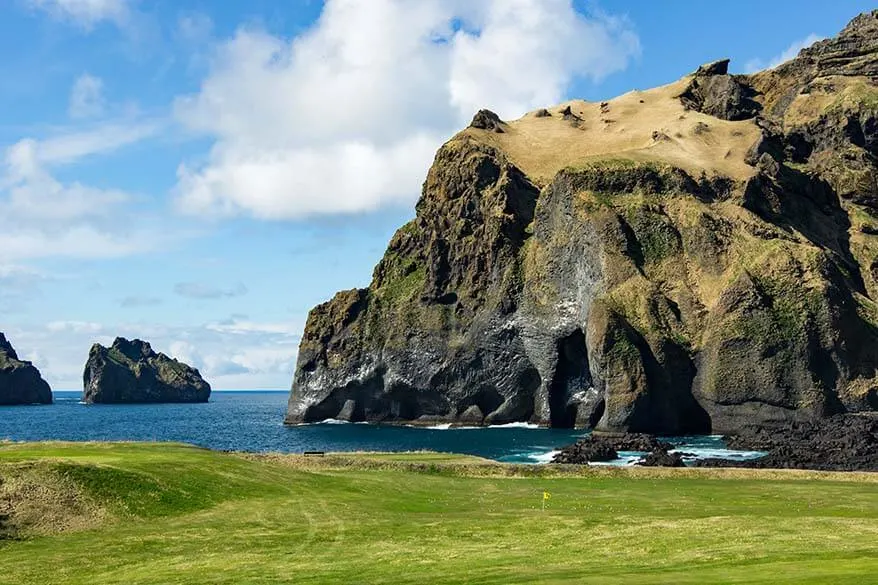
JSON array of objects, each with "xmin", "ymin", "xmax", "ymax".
[{"xmin": 0, "ymin": 443, "xmax": 876, "ymax": 585}]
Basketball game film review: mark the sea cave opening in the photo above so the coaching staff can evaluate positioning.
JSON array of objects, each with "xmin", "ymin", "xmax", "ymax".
[{"xmin": 548, "ymin": 329, "xmax": 592, "ymax": 428}]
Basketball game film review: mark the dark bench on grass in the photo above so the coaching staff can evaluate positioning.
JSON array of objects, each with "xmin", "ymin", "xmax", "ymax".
[{"xmin": 303, "ymin": 451, "xmax": 325, "ymax": 457}]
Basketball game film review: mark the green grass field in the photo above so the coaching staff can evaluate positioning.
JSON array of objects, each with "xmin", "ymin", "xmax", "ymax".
[{"xmin": 1, "ymin": 442, "xmax": 876, "ymax": 584}]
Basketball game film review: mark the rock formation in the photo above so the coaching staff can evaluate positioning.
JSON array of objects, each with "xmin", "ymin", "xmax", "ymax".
[
  {"xmin": 695, "ymin": 413, "xmax": 878, "ymax": 471},
  {"xmin": 83, "ymin": 337, "xmax": 210, "ymax": 404},
  {"xmin": 0, "ymin": 333, "xmax": 52, "ymax": 405},
  {"xmin": 286, "ymin": 11, "xmax": 878, "ymax": 434}
]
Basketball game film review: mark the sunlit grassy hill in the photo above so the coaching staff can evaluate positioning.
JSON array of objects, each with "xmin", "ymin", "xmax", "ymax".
[{"xmin": 0, "ymin": 442, "xmax": 876, "ymax": 584}]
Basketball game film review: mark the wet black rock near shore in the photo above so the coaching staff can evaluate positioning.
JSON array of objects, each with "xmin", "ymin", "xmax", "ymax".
[
  {"xmin": 553, "ymin": 414, "xmax": 878, "ymax": 470},
  {"xmin": 551, "ymin": 434, "xmax": 672, "ymax": 464},
  {"xmin": 695, "ymin": 414, "xmax": 878, "ymax": 472}
]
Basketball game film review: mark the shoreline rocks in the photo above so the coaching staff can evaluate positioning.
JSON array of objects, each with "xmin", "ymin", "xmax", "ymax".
[
  {"xmin": 695, "ymin": 414, "xmax": 878, "ymax": 471},
  {"xmin": 552, "ymin": 434, "xmax": 672, "ymax": 464},
  {"xmin": 83, "ymin": 337, "xmax": 210, "ymax": 404},
  {"xmin": 0, "ymin": 333, "xmax": 52, "ymax": 405}
]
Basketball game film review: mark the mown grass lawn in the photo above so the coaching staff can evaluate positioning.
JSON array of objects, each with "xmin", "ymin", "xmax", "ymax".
[{"xmin": 0, "ymin": 442, "xmax": 876, "ymax": 584}]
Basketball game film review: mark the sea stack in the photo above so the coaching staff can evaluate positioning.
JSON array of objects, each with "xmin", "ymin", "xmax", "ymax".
[
  {"xmin": 83, "ymin": 337, "xmax": 210, "ymax": 404},
  {"xmin": 0, "ymin": 332, "xmax": 52, "ymax": 405},
  {"xmin": 286, "ymin": 11, "xmax": 878, "ymax": 433}
]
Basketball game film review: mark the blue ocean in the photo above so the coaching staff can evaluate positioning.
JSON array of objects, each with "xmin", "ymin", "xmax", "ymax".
[{"xmin": 0, "ymin": 391, "xmax": 763, "ymax": 464}]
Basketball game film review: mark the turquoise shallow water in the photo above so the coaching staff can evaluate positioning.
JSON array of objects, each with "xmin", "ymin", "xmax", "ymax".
[{"xmin": 0, "ymin": 391, "xmax": 763, "ymax": 464}]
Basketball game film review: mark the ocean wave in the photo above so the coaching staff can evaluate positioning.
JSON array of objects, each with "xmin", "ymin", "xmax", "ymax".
[
  {"xmin": 318, "ymin": 418, "xmax": 351, "ymax": 425},
  {"xmin": 489, "ymin": 422, "xmax": 541, "ymax": 429},
  {"xmin": 527, "ymin": 450, "xmax": 561, "ymax": 464},
  {"xmin": 671, "ymin": 448, "xmax": 766, "ymax": 460}
]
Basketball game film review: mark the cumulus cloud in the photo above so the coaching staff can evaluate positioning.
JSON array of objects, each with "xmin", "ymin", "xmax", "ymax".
[
  {"xmin": 26, "ymin": 0, "xmax": 132, "ymax": 28},
  {"xmin": 174, "ymin": 281, "xmax": 248, "ymax": 300},
  {"xmin": 69, "ymin": 73, "xmax": 105, "ymax": 119},
  {"xmin": 744, "ymin": 33, "xmax": 824, "ymax": 73},
  {"xmin": 173, "ymin": 0, "xmax": 640, "ymax": 220}
]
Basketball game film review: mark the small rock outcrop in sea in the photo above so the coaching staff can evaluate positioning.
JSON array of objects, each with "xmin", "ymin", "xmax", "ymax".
[
  {"xmin": 551, "ymin": 434, "xmax": 672, "ymax": 464},
  {"xmin": 83, "ymin": 337, "xmax": 210, "ymax": 404},
  {"xmin": 636, "ymin": 447, "xmax": 685, "ymax": 467},
  {"xmin": 286, "ymin": 11, "xmax": 878, "ymax": 434},
  {"xmin": 0, "ymin": 333, "xmax": 52, "ymax": 405}
]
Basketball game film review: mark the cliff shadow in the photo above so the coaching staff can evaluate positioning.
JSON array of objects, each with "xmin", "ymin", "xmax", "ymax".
[{"xmin": 548, "ymin": 329, "xmax": 598, "ymax": 428}]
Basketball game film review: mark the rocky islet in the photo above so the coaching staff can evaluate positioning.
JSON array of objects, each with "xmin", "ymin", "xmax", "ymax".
[{"xmin": 82, "ymin": 337, "xmax": 211, "ymax": 404}]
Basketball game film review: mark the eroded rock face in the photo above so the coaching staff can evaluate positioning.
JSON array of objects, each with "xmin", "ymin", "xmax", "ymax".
[
  {"xmin": 287, "ymin": 12, "xmax": 878, "ymax": 434},
  {"xmin": 0, "ymin": 333, "xmax": 52, "ymax": 405},
  {"xmin": 83, "ymin": 337, "xmax": 210, "ymax": 404}
]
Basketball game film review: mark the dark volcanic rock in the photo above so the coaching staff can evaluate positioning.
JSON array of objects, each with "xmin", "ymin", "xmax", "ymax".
[
  {"xmin": 552, "ymin": 437, "xmax": 617, "ymax": 464},
  {"xmin": 286, "ymin": 13, "xmax": 878, "ymax": 435},
  {"xmin": 551, "ymin": 433, "xmax": 673, "ymax": 464},
  {"xmin": 0, "ymin": 333, "xmax": 52, "ymax": 405},
  {"xmin": 83, "ymin": 337, "xmax": 210, "ymax": 404},
  {"xmin": 696, "ymin": 414, "xmax": 878, "ymax": 471},
  {"xmin": 678, "ymin": 60, "xmax": 760, "ymax": 120},
  {"xmin": 469, "ymin": 109, "xmax": 505, "ymax": 133},
  {"xmin": 636, "ymin": 447, "xmax": 685, "ymax": 467},
  {"xmin": 593, "ymin": 433, "xmax": 672, "ymax": 452}
]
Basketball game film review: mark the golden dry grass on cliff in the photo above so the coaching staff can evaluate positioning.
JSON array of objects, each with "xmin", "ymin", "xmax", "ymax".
[{"xmin": 461, "ymin": 77, "xmax": 761, "ymax": 184}]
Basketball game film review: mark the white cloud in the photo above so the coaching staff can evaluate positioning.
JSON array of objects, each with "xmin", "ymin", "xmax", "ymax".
[
  {"xmin": 0, "ymin": 120, "xmax": 168, "ymax": 259},
  {"xmin": 18, "ymin": 121, "xmax": 159, "ymax": 166},
  {"xmin": 69, "ymin": 73, "xmax": 105, "ymax": 119},
  {"xmin": 173, "ymin": 0, "xmax": 639, "ymax": 220},
  {"xmin": 205, "ymin": 317, "xmax": 300, "ymax": 336},
  {"xmin": 26, "ymin": 0, "xmax": 131, "ymax": 28},
  {"xmin": 46, "ymin": 320, "xmax": 104, "ymax": 333},
  {"xmin": 744, "ymin": 33, "xmax": 824, "ymax": 74}
]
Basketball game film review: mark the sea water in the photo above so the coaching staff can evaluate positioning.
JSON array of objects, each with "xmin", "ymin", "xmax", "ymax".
[{"xmin": 0, "ymin": 391, "xmax": 763, "ymax": 465}]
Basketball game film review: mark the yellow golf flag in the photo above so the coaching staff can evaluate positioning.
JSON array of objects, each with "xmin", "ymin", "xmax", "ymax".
[{"xmin": 543, "ymin": 491, "xmax": 551, "ymax": 501}]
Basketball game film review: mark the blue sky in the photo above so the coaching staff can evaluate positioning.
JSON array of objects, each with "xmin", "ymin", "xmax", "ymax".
[{"xmin": 1, "ymin": 0, "xmax": 873, "ymax": 389}]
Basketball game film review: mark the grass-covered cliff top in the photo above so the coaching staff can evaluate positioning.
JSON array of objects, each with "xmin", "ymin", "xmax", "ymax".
[
  {"xmin": 456, "ymin": 77, "xmax": 761, "ymax": 186},
  {"xmin": 2, "ymin": 442, "xmax": 877, "ymax": 584}
]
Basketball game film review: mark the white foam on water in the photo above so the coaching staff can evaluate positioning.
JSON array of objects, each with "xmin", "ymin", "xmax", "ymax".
[
  {"xmin": 527, "ymin": 450, "xmax": 561, "ymax": 464},
  {"xmin": 424, "ymin": 423, "xmax": 453, "ymax": 430},
  {"xmin": 318, "ymin": 418, "xmax": 351, "ymax": 425},
  {"xmin": 489, "ymin": 422, "xmax": 541, "ymax": 429},
  {"xmin": 672, "ymin": 448, "xmax": 765, "ymax": 460}
]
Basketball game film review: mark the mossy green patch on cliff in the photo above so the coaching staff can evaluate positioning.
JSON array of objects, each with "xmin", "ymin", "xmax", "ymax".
[
  {"xmin": 105, "ymin": 348, "xmax": 131, "ymax": 365},
  {"xmin": 375, "ymin": 263, "xmax": 426, "ymax": 304},
  {"xmin": 3, "ymin": 442, "xmax": 878, "ymax": 585}
]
